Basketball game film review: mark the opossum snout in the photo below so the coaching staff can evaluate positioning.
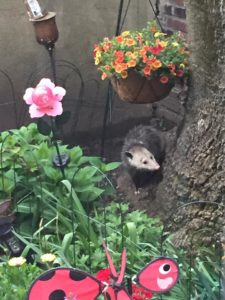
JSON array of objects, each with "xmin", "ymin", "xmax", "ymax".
[
  {"xmin": 147, "ymin": 160, "xmax": 160, "ymax": 170},
  {"xmin": 154, "ymin": 163, "xmax": 160, "ymax": 170}
]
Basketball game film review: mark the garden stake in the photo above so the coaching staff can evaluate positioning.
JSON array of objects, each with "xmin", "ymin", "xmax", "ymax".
[{"xmin": 50, "ymin": 117, "xmax": 65, "ymax": 179}]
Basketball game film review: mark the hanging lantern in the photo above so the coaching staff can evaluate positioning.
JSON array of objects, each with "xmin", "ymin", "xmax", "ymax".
[
  {"xmin": 31, "ymin": 12, "xmax": 59, "ymax": 45},
  {"xmin": 24, "ymin": 0, "xmax": 59, "ymax": 46}
]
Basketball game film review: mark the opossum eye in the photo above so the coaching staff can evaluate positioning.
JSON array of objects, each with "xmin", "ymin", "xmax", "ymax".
[
  {"xmin": 143, "ymin": 160, "xmax": 148, "ymax": 165},
  {"xmin": 125, "ymin": 151, "xmax": 133, "ymax": 159},
  {"xmin": 150, "ymin": 155, "xmax": 154, "ymax": 160}
]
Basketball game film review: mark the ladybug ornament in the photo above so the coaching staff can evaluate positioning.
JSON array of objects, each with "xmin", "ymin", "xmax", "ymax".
[{"xmin": 27, "ymin": 242, "xmax": 179, "ymax": 300}]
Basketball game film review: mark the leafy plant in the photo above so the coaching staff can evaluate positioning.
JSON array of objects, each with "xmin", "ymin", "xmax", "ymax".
[
  {"xmin": 0, "ymin": 202, "xmax": 221, "ymax": 299},
  {"xmin": 0, "ymin": 123, "xmax": 119, "ymax": 248},
  {"xmin": 0, "ymin": 261, "xmax": 41, "ymax": 300}
]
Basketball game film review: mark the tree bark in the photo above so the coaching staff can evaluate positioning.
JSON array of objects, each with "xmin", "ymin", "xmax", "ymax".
[{"xmin": 156, "ymin": 0, "xmax": 225, "ymax": 212}]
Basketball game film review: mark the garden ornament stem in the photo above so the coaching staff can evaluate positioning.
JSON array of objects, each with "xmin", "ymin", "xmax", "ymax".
[
  {"xmin": 50, "ymin": 117, "xmax": 65, "ymax": 179},
  {"xmin": 47, "ymin": 43, "xmax": 57, "ymax": 85}
]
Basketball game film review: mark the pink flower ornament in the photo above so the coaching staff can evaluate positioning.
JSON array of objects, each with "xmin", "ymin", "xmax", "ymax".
[{"xmin": 23, "ymin": 78, "xmax": 66, "ymax": 118}]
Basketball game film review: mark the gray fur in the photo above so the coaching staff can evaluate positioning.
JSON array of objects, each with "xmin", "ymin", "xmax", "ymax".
[{"xmin": 121, "ymin": 125, "xmax": 166, "ymax": 189}]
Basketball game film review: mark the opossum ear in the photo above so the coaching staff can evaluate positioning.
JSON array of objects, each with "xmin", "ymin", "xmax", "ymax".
[{"xmin": 125, "ymin": 151, "xmax": 133, "ymax": 159}]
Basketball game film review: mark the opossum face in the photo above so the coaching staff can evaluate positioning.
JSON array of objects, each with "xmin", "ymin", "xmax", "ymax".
[{"xmin": 125, "ymin": 146, "xmax": 160, "ymax": 171}]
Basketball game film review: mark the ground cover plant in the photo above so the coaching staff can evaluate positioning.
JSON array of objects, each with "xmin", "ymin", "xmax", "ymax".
[{"xmin": 0, "ymin": 201, "xmax": 221, "ymax": 299}]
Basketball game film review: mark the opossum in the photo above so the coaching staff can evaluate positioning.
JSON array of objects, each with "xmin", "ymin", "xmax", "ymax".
[{"xmin": 121, "ymin": 125, "xmax": 166, "ymax": 192}]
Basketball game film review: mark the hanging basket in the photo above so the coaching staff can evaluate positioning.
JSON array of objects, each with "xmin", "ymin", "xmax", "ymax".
[{"xmin": 111, "ymin": 70, "xmax": 173, "ymax": 104}]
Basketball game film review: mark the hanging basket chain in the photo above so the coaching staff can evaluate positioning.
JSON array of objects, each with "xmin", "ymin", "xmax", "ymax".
[{"xmin": 149, "ymin": 0, "xmax": 164, "ymax": 32}]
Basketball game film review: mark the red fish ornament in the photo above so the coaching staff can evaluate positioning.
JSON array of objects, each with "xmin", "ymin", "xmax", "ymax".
[{"xmin": 27, "ymin": 242, "xmax": 179, "ymax": 300}]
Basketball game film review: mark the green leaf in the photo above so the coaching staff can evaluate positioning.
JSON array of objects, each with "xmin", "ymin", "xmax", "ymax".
[
  {"xmin": 102, "ymin": 162, "xmax": 121, "ymax": 171},
  {"xmin": 78, "ymin": 186, "xmax": 104, "ymax": 202},
  {"xmin": 34, "ymin": 142, "xmax": 51, "ymax": 160},
  {"xmin": 13, "ymin": 230, "xmax": 42, "ymax": 256},
  {"xmin": 42, "ymin": 166, "xmax": 61, "ymax": 182},
  {"xmin": 62, "ymin": 232, "xmax": 74, "ymax": 255},
  {"xmin": 68, "ymin": 146, "xmax": 83, "ymax": 163},
  {"xmin": 74, "ymin": 166, "xmax": 98, "ymax": 182},
  {"xmin": 61, "ymin": 179, "xmax": 98, "ymax": 246}
]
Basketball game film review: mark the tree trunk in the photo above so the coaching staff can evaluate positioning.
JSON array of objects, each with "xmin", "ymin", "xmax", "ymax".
[{"xmin": 156, "ymin": 0, "xmax": 225, "ymax": 212}]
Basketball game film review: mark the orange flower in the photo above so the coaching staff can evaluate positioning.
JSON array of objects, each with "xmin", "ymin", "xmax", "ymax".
[
  {"xmin": 160, "ymin": 76, "xmax": 169, "ymax": 84},
  {"xmin": 125, "ymin": 38, "xmax": 136, "ymax": 46},
  {"xmin": 120, "ymin": 63, "xmax": 128, "ymax": 71},
  {"xmin": 150, "ymin": 25, "xmax": 157, "ymax": 33},
  {"xmin": 142, "ymin": 55, "xmax": 148, "ymax": 63},
  {"xmin": 115, "ymin": 64, "xmax": 123, "ymax": 73},
  {"xmin": 101, "ymin": 72, "xmax": 108, "ymax": 80},
  {"xmin": 136, "ymin": 34, "xmax": 143, "ymax": 42},
  {"xmin": 143, "ymin": 66, "xmax": 151, "ymax": 76},
  {"xmin": 146, "ymin": 58, "xmax": 156, "ymax": 66},
  {"xmin": 168, "ymin": 63, "xmax": 176, "ymax": 71},
  {"xmin": 104, "ymin": 65, "xmax": 111, "ymax": 71},
  {"xmin": 152, "ymin": 59, "xmax": 162, "ymax": 69},
  {"xmin": 93, "ymin": 45, "xmax": 102, "ymax": 52},
  {"xmin": 103, "ymin": 42, "xmax": 112, "ymax": 52},
  {"xmin": 121, "ymin": 70, "xmax": 128, "ymax": 79},
  {"xmin": 127, "ymin": 59, "xmax": 137, "ymax": 67},
  {"xmin": 179, "ymin": 47, "xmax": 186, "ymax": 54},
  {"xmin": 116, "ymin": 35, "xmax": 124, "ymax": 43},
  {"xmin": 114, "ymin": 50, "xmax": 124, "ymax": 57},
  {"xmin": 115, "ymin": 56, "xmax": 124, "ymax": 64},
  {"xmin": 149, "ymin": 44, "xmax": 164, "ymax": 55},
  {"xmin": 140, "ymin": 46, "xmax": 150, "ymax": 57}
]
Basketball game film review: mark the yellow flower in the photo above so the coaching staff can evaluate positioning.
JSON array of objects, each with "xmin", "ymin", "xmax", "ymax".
[
  {"xmin": 154, "ymin": 32, "xmax": 166, "ymax": 38},
  {"xmin": 179, "ymin": 63, "xmax": 185, "ymax": 69},
  {"xmin": 125, "ymin": 51, "xmax": 133, "ymax": 57},
  {"xmin": 103, "ymin": 37, "xmax": 109, "ymax": 43},
  {"xmin": 172, "ymin": 42, "xmax": 179, "ymax": 47},
  {"xmin": 95, "ymin": 58, "xmax": 100, "ymax": 65},
  {"xmin": 122, "ymin": 31, "xmax": 130, "ymax": 37},
  {"xmin": 96, "ymin": 52, "xmax": 102, "ymax": 59},
  {"xmin": 158, "ymin": 40, "xmax": 168, "ymax": 48},
  {"xmin": 41, "ymin": 253, "xmax": 56, "ymax": 263},
  {"xmin": 132, "ymin": 51, "xmax": 139, "ymax": 59},
  {"xmin": 8, "ymin": 257, "xmax": 26, "ymax": 267}
]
